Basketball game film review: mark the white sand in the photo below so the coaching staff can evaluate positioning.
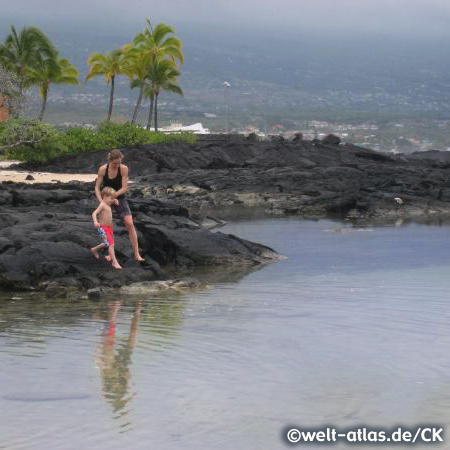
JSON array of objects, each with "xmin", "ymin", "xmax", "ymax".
[
  {"xmin": 0, "ymin": 160, "xmax": 19, "ymax": 168},
  {"xmin": 0, "ymin": 160, "xmax": 96, "ymax": 184}
]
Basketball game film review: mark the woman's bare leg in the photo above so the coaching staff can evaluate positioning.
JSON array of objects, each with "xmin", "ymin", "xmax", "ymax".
[{"xmin": 123, "ymin": 215, "xmax": 144, "ymax": 261}]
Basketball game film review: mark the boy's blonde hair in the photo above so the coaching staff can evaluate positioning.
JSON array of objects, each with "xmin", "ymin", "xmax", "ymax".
[
  {"xmin": 108, "ymin": 149, "xmax": 123, "ymax": 161},
  {"xmin": 101, "ymin": 187, "xmax": 116, "ymax": 198}
]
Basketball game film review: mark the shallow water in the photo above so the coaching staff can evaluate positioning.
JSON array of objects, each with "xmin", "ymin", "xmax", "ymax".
[{"xmin": 1, "ymin": 218, "xmax": 450, "ymax": 449}]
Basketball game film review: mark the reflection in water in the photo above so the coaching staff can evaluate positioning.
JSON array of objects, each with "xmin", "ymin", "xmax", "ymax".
[
  {"xmin": 96, "ymin": 300, "xmax": 142, "ymax": 418},
  {"xmin": 3, "ymin": 219, "xmax": 450, "ymax": 449},
  {"xmin": 138, "ymin": 293, "xmax": 190, "ymax": 347},
  {"xmin": 94, "ymin": 293, "xmax": 191, "ymax": 427}
]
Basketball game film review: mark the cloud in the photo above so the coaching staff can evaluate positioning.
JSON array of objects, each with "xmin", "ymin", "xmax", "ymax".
[{"xmin": 2, "ymin": 0, "xmax": 450, "ymax": 37}]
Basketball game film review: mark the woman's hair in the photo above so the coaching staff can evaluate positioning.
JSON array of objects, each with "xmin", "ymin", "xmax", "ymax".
[
  {"xmin": 108, "ymin": 149, "xmax": 123, "ymax": 161},
  {"xmin": 101, "ymin": 187, "xmax": 116, "ymax": 198}
]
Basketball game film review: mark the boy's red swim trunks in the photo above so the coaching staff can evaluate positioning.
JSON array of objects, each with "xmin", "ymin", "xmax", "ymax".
[{"xmin": 98, "ymin": 225, "xmax": 114, "ymax": 247}]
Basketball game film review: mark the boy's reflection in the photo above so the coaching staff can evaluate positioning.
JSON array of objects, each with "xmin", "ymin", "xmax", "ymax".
[{"xmin": 96, "ymin": 300, "xmax": 142, "ymax": 416}]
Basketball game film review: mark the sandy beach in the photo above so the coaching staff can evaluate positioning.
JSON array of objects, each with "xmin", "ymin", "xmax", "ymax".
[{"xmin": 0, "ymin": 160, "xmax": 96, "ymax": 184}]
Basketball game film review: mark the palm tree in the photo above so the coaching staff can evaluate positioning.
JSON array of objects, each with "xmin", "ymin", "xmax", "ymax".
[
  {"xmin": 86, "ymin": 49, "xmax": 123, "ymax": 122},
  {"xmin": 27, "ymin": 54, "xmax": 79, "ymax": 121},
  {"xmin": 0, "ymin": 25, "xmax": 55, "ymax": 94},
  {"xmin": 148, "ymin": 60, "xmax": 183, "ymax": 132},
  {"xmin": 125, "ymin": 20, "xmax": 184, "ymax": 125},
  {"xmin": 122, "ymin": 45, "xmax": 152, "ymax": 125},
  {"xmin": 133, "ymin": 20, "xmax": 184, "ymax": 66},
  {"xmin": 143, "ymin": 83, "xmax": 155, "ymax": 130}
]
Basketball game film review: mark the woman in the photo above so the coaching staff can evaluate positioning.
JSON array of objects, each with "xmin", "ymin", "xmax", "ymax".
[
  {"xmin": 96, "ymin": 299, "xmax": 142, "ymax": 415},
  {"xmin": 95, "ymin": 149, "xmax": 144, "ymax": 262}
]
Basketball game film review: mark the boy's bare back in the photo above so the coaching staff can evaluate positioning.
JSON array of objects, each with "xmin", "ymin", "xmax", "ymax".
[{"xmin": 96, "ymin": 201, "xmax": 113, "ymax": 226}]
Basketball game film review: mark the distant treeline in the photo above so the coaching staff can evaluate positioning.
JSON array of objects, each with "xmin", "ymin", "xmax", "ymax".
[{"xmin": 0, "ymin": 19, "xmax": 184, "ymax": 130}]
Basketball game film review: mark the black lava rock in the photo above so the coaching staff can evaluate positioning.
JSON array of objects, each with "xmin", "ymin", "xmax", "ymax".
[{"xmin": 322, "ymin": 134, "xmax": 341, "ymax": 146}]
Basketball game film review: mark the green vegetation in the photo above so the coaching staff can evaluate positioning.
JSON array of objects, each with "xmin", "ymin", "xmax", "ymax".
[
  {"xmin": 0, "ymin": 119, "xmax": 59, "ymax": 155},
  {"xmin": 121, "ymin": 20, "xmax": 184, "ymax": 128},
  {"xmin": 27, "ymin": 55, "xmax": 79, "ymax": 121},
  {"xmin": 0, "ymin": 26, "xmax": 79, "ymax": 120},
  {"xmin": 86, "ymin": 49, "xmax": 125, "ymax": 122},
  {"xmin": 0, "ymin": 66, "xmax": 27, "ymax": 117},
  {"xmin": 0, "ymin": 120, "xmax": 197, "ymax": 162},
  {"xmin": 0, "ymin": 21, "xmax": 189, "ymax": 160},
  {"xmin": 84, "ymin": 19, "xmax": 184, "ymax": 127},
  {"xmin": 144, "ymin": 59, "xmax": 183, "ymax": 131},
  {"xmin": 0, "ymin": 26, "xmax": 55, "ymax": 92},
  {"xmin": 1, "ymin": 20, "xmax": 185, "ymax": 126}
]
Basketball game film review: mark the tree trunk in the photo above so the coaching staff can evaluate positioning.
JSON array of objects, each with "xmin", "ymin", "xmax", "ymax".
[
  {"xmin": 154, "ymin": 93, "xmax": 159, "ymax": 132},
  {"xmin": 146, "ymin": 95, "xmax": 154, "ymax": 130},
  {"xmin": 131, "ymin": 84, "xmax": 144, "ymax": 125},
  {"xmin": 11, "ymin": 68, "xmax": 26, "ymax": 119},
  {"xmin": 19, "ymin": 66, "xmax": 26, "ymax": 98},
  {"xmin": 38, "ymin": 90, "xmax": 48, "ymax": 122},
  {"xmin": 107, "ymin": 75, "xmax": 115, "ymax": 122}
]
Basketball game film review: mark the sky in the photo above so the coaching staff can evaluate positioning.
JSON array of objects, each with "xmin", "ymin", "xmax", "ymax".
[{"xmin": 2, "ymin": 0, "xmax": 450, "ymax": 38}]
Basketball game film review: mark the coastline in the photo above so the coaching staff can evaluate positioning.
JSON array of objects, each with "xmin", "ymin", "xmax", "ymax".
[
  {"xmin": 0, "ymin": 178, "xmax": 280, "ymax": 293},
  {"xmin": 2, "ymin": 137, "xmax": 450, "ymax": 293},
  {"xmin": 11, "ymin": 138, "xmax": 450, "ymax": 220}
]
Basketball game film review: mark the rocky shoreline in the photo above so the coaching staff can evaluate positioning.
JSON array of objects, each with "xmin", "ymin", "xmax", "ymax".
[
  {"xmin": 0, "ymin": 179, "xmax": 279, "ymax": 292},
  {"xmin": 3, "ymin": 136, "xmax": 450, "ymax": 292},
  {"xmin": 16, "ymin": 136, "xmax": 450, "ymax": 219}
]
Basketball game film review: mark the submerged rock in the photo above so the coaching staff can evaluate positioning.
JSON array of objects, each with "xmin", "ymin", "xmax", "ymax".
[{"xmin": 119, "ymin": 277, "xmax": 203, "ymax": 295}]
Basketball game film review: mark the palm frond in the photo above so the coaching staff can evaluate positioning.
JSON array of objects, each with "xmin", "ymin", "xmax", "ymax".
[{"xmin": 153, "ymin": 23, "xmax": 175, "ymax": 45}]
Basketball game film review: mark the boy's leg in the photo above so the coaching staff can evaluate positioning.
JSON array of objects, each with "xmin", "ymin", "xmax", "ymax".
[
  {"xmin": 108, "ymin": 245, "xmax": 122, "ymax": 270},
  {"xmin": 91, "ymin": 243, "xmax": 106, "ymax": 259}
]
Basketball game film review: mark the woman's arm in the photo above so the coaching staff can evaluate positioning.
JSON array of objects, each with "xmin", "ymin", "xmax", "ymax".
[
  {"xmin": 95, "ymin": 166, "xmax": 106, "ymax": 203},
  {"xmin": 113, "ymin": 165, "xmax": 129, "ymax": 198}
]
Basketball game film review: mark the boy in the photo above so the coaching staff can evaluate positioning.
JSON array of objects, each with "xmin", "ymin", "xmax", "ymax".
[{"xmin": 91, "ymin": 187, "xmax": 122, "ymax": 270}]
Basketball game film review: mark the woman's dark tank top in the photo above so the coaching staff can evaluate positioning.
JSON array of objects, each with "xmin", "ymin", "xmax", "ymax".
[{"xmin": 102, "ymin": 163, "xmax": 125, "ymax": 198}]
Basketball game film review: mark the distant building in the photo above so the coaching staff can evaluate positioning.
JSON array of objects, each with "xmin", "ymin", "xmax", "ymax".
[
  {"xmin": 0, "ymin": 95, "xmax": 10, "ymax": 122},
  {"xmin": 159, "ymin": 122, "xmax": 211, "ymax": 134},
  {"xmin": 60, "ymin": 122, "xmax": 96, "ymax": 130}
]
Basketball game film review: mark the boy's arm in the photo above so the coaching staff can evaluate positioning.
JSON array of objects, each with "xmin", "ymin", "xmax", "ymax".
[
  {"xmin": 95, "ymin": 166, "xmax": 106, "ymax": 203},
  {"xmin": 92, "ymin": 203, "xmax": 104, "ymax": 226},
  {"xmin": 113, "ymin": 165, "xmax": 129, "ymax": 198}
]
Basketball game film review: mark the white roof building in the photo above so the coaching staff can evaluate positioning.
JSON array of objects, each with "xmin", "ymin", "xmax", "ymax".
[{"xmin": 159, "ymin": 122, "xmax": 211, "ymax": 134}]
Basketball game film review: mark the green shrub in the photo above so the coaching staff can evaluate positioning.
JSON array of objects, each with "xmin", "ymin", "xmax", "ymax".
[
  {"xmin": 3, "ymin": 121, "xmax": 197, "ymax": 162},
  {"xmin": 62, "ymin": 127, "xmax": 103, "ymax": 153},
  {"xmin": 7, "ymin": 139, "xmax": 68, "ymax": 162},
  {"xmin": 95, "ymin": 123, "xmax": 198, "ymax": 147},
  {"xmin": 2, "ymin": 119, "xmax": 67, "ymax": 162},
  {"xmin": 0, "ymin": 121, "xmax": 7, "ymax": 138}
]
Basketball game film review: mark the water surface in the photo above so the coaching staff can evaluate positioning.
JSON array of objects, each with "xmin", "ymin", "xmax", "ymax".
[{"xmin": 1, "ymin": 219, "xmax": 450, "ymax": 449}]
